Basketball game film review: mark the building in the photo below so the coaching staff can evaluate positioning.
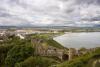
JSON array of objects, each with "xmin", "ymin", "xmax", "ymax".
[
  {"xmin": 16, "ymin": 34, "xmax": 25, "ymax": 39},
  {"xmin": 31, "ymin": 38, "xmax": 65, "ymax": 60}
]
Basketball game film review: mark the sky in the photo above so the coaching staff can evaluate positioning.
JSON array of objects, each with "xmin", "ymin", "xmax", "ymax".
[{"xmin": 0, "ymin": 0, "xmax": 100, "ymax": 26}]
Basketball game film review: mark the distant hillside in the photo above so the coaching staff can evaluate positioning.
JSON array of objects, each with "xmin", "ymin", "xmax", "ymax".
[
  {"xmin": 0, "ymin": 25, "xmax": 100, "ymax": 30},
  {"xmin": 0, "ymin": 26, "xmax": 17, "ymax": 29}
]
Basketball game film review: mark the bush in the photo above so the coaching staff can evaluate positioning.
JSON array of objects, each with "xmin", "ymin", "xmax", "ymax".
[
  {"xmin": 15, "ymin": 56, "xmax": 58, "ymax": 67},
  {"xmin": 0, "ymin": 44, "xmax": 14, "ymax": 66},
  {"xmin": 5, "ymin": 45, "xmax": 34, "ymax": 67}
]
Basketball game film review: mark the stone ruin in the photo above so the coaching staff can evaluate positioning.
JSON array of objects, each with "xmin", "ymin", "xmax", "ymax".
[{"xmin": 31, "ymin": 38, "xmax": 88, "ymax": 61}]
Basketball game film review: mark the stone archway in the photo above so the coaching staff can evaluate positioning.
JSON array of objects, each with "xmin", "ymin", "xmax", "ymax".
[
  {"xmin": 62, "ymin": 54, "xmax": 69, "ymax": 61},
  {"xmin": 92, "ymin": 59, "xmax": 100, "ymax": 67}
]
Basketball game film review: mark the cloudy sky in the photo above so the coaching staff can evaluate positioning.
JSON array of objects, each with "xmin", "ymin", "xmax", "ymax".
[{"xmin": 0, "ymin": 0, "xmax": 100, "ymax": 26}]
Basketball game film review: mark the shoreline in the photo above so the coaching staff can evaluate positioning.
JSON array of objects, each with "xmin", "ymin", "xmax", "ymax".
[{"xmin": 53, "ymin": 32, "xmax": 100, "ymax": 49}]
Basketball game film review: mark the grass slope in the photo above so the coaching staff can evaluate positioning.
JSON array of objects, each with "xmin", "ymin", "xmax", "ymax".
[{"xmin": 47, "ymin": 39, "xmax": 64, "ymax": 49}]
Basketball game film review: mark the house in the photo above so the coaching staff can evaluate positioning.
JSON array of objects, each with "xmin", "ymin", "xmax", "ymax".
[{"xmin": 16, "ymin": 34, "xmax": 25, "ymax": 39}]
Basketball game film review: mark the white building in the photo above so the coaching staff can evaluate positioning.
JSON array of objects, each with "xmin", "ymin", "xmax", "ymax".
[{"xmin": 16, "ymin": 34, "xmax": 25, "ymax": 39}]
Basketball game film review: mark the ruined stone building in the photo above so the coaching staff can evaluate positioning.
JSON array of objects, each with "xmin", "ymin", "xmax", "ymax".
[
  {"xmin": 31, "ymin": 38, "xmax": 65, "ymax": 60},
  {"xmin": 31, "ymin": 38, "xmax": 83, "ymax": 61}
]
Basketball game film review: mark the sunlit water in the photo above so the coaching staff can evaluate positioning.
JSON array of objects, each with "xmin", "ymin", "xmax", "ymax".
[{"xmin": 54, "ymin": 32, "xmax": 100, "ymax": 49}]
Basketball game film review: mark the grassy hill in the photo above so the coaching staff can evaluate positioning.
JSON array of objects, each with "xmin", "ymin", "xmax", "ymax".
[{"xmin": 0, "ymin": 34, "xmax": 64, "ymax": 67}]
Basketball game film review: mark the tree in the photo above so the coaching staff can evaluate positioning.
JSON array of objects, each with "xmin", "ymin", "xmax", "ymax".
[
  {"xmin": 15, "ymin": 56, "xmax": 58, "ymax": 67},
  {"xmin": 5, "ymin": 45, "xmax": 34, "ymax": 67}
]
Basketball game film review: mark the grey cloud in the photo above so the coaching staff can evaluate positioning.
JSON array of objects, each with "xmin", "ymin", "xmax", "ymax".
[
  {"xmin": 76, "ymin": 0, "xmax": 95, "ymax": 4},
  {"xmin": 0, "ymin": 12, "xmax": 12, "ymax": 17},
  {"xmin": 0, "ymin": 8, "xmax": 13, "ymax": 17},
  {"xmin": 0, "ymin": 0, "xmax": 100, "ymax": 26},
  {"xmin": 82, "ymin": 16, "xmax": 100, "ymax": 21},
  {"xmin": 76, "ymin": 0, "xmax": 100, "ymax": 5}
]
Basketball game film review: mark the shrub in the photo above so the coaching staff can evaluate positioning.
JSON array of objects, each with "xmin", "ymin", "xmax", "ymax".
[
  {"xmin": 5, "ymin": 45, "xmax": 34, "ymax": 67},
  {"xmin": 15, "ymin": 56, "xmax": 58, "ymax": 67}
]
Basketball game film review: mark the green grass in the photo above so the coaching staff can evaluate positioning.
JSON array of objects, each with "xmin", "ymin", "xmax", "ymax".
[{"xmin": 46, "ymin": 39, "xmax": 64, "ymax": 49}]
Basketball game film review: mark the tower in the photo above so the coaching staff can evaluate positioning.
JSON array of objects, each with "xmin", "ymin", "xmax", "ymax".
[{"xmin": 68, "ymin": 48, "xmax": 76, "ymax": 60}]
